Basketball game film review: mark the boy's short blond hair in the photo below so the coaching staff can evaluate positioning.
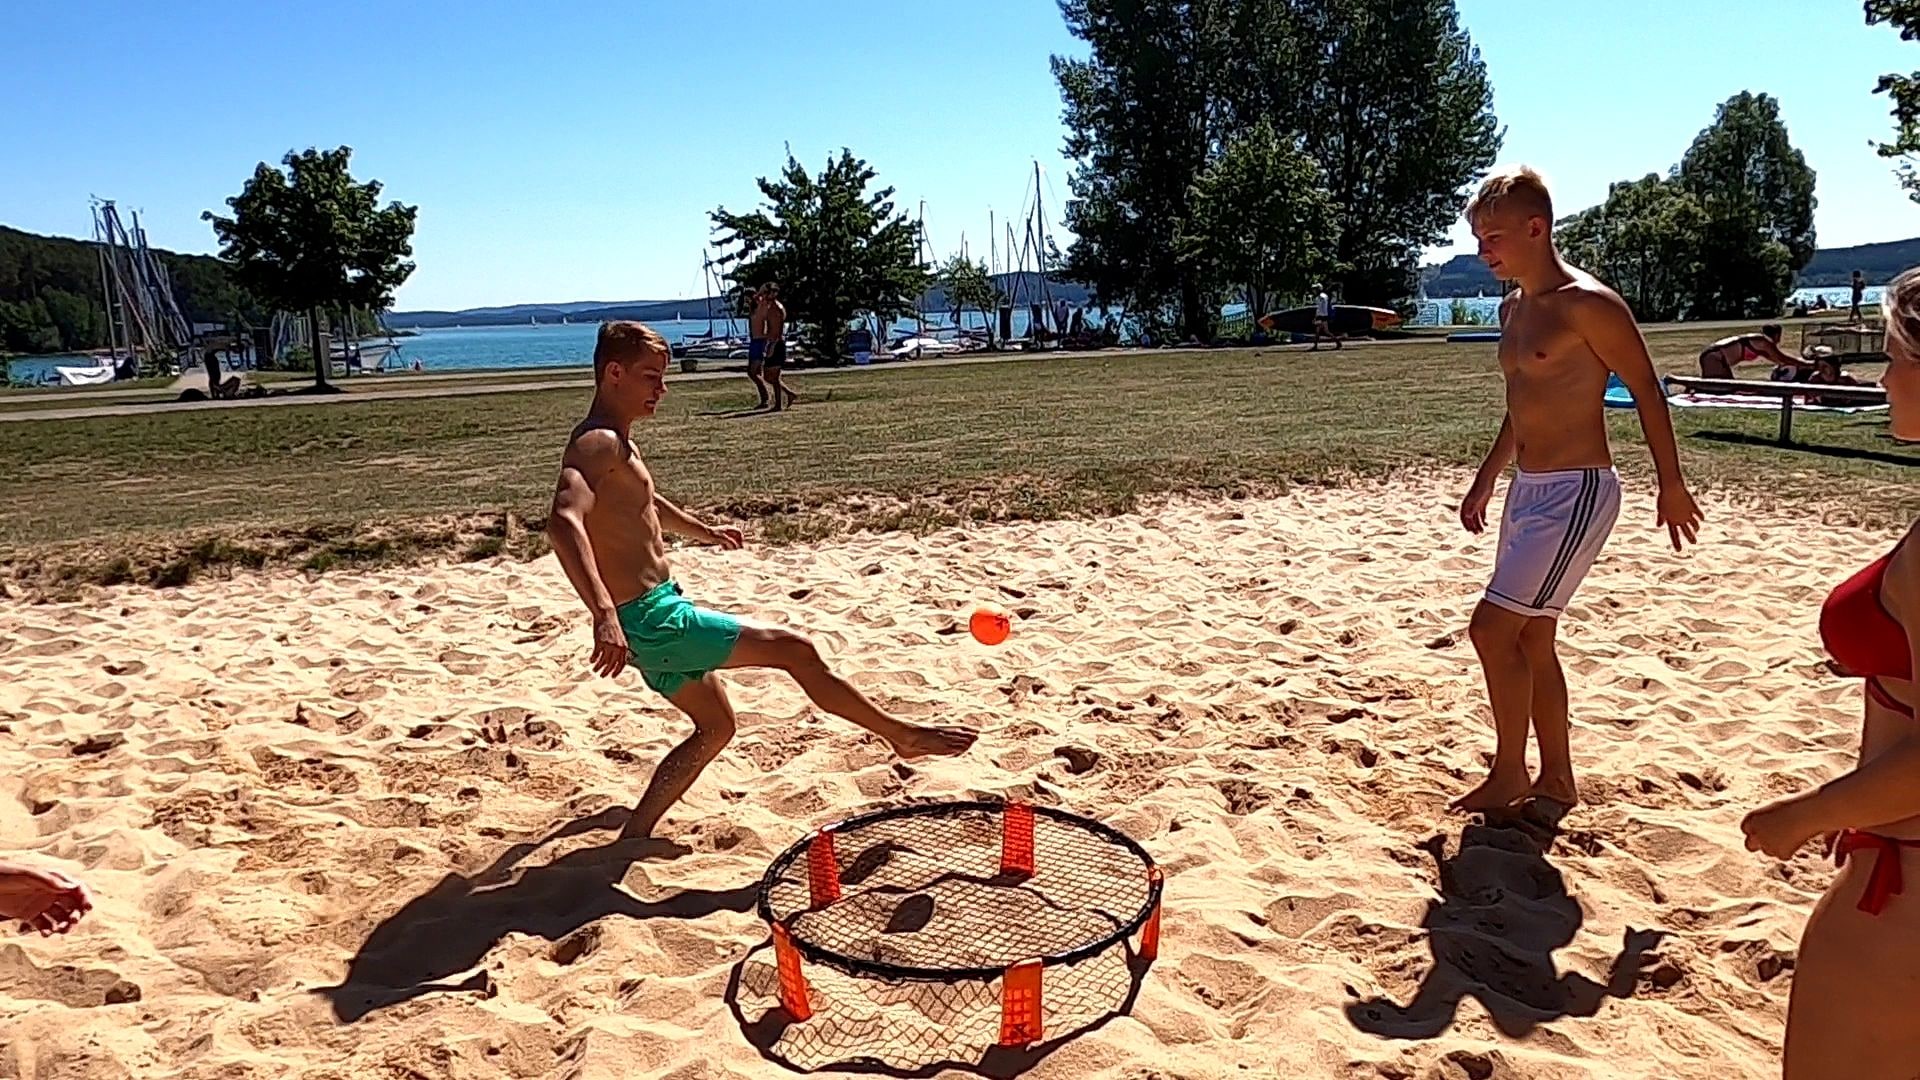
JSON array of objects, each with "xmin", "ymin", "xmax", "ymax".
[
  {"xmin": 1466, "ymin": 166, "xmax": 1554, "ymax": 226},
  {"xmin": 593, "ymin": 321, "xmax": 667, "ymax": 382}
]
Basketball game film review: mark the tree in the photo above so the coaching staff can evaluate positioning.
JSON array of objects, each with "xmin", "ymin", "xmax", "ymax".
[
  {"xmin": 1555, "ymin": 175, "xmax": 1707, "ymax": 323},
  {"xmin": 1868, "ymin": 0, "xmax": 1920, "ymax": 202},
  {"xmin": 710, "ymin": 149, "xmax": 926, "ymax": 362},
  {"xmin": 1674, "ymin": 92, "xmax": 1816, "ymax": 319},
  {"xmin": 1182, "ymin": 120, "xmax": 1341, "ymax": 322},
  {"xmin": 936, "ymin": 255, "xmax": 1001, "ymax": 344},
  {"xmin": 1050, "ymin": 0, "xmax": 1500, "ymax": 335},
  {"xmin": 204, "ymin": 147, "xmax": 417, "ymax": 390}
]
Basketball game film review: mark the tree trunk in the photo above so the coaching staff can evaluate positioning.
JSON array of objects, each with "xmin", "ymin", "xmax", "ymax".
[{"xmin": 311, "ymin": 305, "xmax": 331, "ymax": 391}]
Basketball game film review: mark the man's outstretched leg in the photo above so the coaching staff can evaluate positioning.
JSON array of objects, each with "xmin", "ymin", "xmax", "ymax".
[
  {"xmin": 1455, "ymin": 600, "xmax": 1536, "ymax": 812},
  {"xmin": 1519, "ymin": 617, "xmax": 1577, "ymax": 807},
  {"xmin": 725, "ymin": 623, "xmax": 976, "ymax": 758},
  {"xmin": 622, "ymin": 673, "xmax": 738, "ymax": 839}
]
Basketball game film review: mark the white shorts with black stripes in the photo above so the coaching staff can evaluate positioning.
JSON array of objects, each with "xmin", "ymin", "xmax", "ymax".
[{"xmin": 1484, "ymin": 467, "xmax": 1621, "ymax": 619}]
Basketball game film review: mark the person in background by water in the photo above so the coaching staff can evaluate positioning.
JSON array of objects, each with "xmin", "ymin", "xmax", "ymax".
[
  {"xmin": 1698, "ymin": 323, "xmax": 1803, "ymax": 379},
  {"xmin": 761, "ymin": 283, "xmax": 797, "ymax": 411},
  {"xmin": 1853, "ymin": 270, "xmax": 1868, "ymax": 324},
  {"xmin": 1740, "ymin": 265, "xmax": 1920, "ymax": 1078},
  {"xmin": 1312, "ymin": 283, "xmax": 1343, "ymax": 351},
  {"xmin": 744, "ymin": 286, "xmax": 771, "ymax": 410}
]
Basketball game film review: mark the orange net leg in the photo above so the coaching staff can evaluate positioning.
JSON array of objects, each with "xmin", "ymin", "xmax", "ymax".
[
  {"xmin": 1001, "ymin": 800, "xmax": 1035, "ymax": 878},
  {"xmin": 998, "ymin": 959, "xmax": 1044, "ymax": 1046},
  {"xmin": 807, "ymin": 827, "xmax": 841, "ymax": 908},
  {"xmin": 1141, "ymin": 865, "xmax": 1164, "ymax": 962},
  {"xmin": 772, "ymin": 922, "xmax": 813, "ymax": 1021}
]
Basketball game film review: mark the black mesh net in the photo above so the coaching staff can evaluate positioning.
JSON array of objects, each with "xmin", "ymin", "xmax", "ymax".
[{"xmin": 736, "ymin": 801, "xmax": 1160, "ymax": 1073}]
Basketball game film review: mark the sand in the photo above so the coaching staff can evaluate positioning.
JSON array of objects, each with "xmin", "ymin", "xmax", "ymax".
[{"xmin": 0, "ymin": 473, "xmax": 1887, "ymax": 1079}]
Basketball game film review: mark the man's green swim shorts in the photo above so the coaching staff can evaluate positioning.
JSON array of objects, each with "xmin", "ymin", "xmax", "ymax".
[{"xmin": 617, "ymin": 580, "xmax": 742, "ymax": 697}]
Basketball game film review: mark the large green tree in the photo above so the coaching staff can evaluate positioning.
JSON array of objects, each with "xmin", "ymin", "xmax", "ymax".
[
  {"xmin": 1868, "ymin": 0, "xmax": 1920, "ymax": 202},
  {"xmin": 710, "ymin": 149, "xmax": 926, "ymax": 362},
  {"xmin": 1674, "ymin": 92, "xmax": 1816, "ymax": 319},
  {"xmin": 1181, "ymin": 119, "xmax": 1341, "ymax": 323},
  {"xmin": 1556, "ymin": 175, "xmax": 1708, "ymax": 323},
  {"xmin": 1051, "ymin": 0, "xmax": 1499, "ymax": 334},
  {"xmin": 204, "ymin": 147, "xmax": 417, "ymax": 390}
]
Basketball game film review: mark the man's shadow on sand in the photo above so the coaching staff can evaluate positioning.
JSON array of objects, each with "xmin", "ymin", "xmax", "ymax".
[
  {"xmin": 316, "ymin": 808, "xmax": 757, "ymax": 1022},
  {"xmin": 1346, "ymin": 811, "xmax": 1665, "ymax": 1040}
]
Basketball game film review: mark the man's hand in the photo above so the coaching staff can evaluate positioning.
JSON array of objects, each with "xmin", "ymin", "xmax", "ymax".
[
  {"xmin": 1459, "ymin": 476, "xmax": 1495, "ymax": 534},
  {"xmin": 591, "ymin": 610, "xmax": 630, "ymax": 679},
  {"xmin": 709, "ymin": 525, "xmax": 745, "ymax": 550},
  {"xmin": 1657, "ymin": 484, "xmax": 1703, "ymax": 552}
]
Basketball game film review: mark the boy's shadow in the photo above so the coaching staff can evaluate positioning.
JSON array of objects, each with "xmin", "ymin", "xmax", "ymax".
[
  {"xmin": 315, "ymin": 808, "xmax": 757, "ymax": 1022},
  {"xmin": 1346, "ymin": 811, "xmax": 1665, "ymax": 1040}
]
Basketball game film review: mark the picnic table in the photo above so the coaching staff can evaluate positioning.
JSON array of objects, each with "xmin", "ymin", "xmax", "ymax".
[{"xmin": 1662, "ymin": 375, "xmax": 1889, "ymax": 446}]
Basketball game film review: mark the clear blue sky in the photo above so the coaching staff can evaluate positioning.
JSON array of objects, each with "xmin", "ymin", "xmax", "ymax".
[{"xmin": 2, "ymin": 0, "xmax": 1913, "ymax": 311}]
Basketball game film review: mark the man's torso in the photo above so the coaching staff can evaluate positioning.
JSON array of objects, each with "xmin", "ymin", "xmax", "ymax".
[
  {"xmin": 1499, "ymin": 283, "xmax": 1614, "ymax": 473},
  {"xmin": 572, "ymin": 430, "xmax": 670, "ymax": 606}
]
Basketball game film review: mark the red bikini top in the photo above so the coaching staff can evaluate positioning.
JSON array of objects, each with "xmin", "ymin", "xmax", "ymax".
[{"xmin": 1821, "ymin": 545, "xmax": 1914, "ymax": 715}]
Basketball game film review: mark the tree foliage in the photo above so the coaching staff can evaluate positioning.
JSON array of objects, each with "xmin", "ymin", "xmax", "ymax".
[
  {"xmin": 710, "ymin": 149, "xmax": 926, "ymax": 360},
  {"xmin": 1674, "ymin": 92, "xmax": 1816, "ymax": 319},
  {"xmin": 1182, "ymin": 119, "xmax": 1341, "ymax": 320},
  {"xmin": 1867, "ymin": 0, "xmax": 1920, "ymax": 202},
  {"xmin": 204, "ymin": 146, "xmax": 418, "ymax": 387},
  {"xmin": 1051, "ymin": 0, "xmax": 1499, "ymax": 334},
  {"xmin": 1555, "ymin": 176, "xmax": 1707, "ymax": 323},
  {"xmin": 936, "ymin": 255, "xmax": 1001, "ymax": 342},
  {"xmin": 0, "ymin": 225, "xmax": 255, "ymax": 356}
]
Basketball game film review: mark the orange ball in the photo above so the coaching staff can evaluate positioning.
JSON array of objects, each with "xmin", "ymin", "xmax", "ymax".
[{"xmin": 969, "ymin": 604, "xmax": 1012, "ymax": 645}]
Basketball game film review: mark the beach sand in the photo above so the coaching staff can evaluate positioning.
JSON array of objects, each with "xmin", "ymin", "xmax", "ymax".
[{"xmin": 0, "ymin": 474, "xmax": 1884, "ymax": 1079}]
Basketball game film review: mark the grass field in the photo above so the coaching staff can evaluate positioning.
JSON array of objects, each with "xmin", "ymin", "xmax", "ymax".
[{"xmin": 2, "ymin": 323, "xmax": 1914, "ymax": 591}]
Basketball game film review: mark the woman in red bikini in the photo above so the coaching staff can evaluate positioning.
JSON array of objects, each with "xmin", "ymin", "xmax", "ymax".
[{"xmin": 1741, "ymin": 265, "xmax": 1920, "ymax": 1077}]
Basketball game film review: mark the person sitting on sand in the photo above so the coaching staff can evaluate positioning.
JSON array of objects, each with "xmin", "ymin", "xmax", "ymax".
[
  {"xmin": 1454, "ymin": 166, "xmax": 1702, "ymax": 813},
  {"xmin": 1740, "ymin": 264, "xmax": 1920, "ymax": 1079},
  {"xmin": 0, "ymin": 861, "xmax": 90, "ymax": 936},
  {"xmin": 545, "ymin": 322, "xmax": 977, "ymax": 841},
  {"xmin": 1698, "ymin": 324, "xmax": 1802, "ymax": 379}
]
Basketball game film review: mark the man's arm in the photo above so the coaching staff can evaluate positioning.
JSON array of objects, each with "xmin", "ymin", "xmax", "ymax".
[
  {"xmin": 547, "ymin": 437, "xmax": 619, "ymax": 618},
  {"xmin": 653, "ymin": 493, "xmax": 720, "ymax": 544},
  {"xmin": 1575, "ymin": 290, "xmax": 1685, "ymax": 490}
]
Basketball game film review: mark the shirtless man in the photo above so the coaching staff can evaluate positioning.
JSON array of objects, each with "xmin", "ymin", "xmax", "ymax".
[
  {"xmin": 744, "ymin": 286, "xmax": 772, "ymax": 410},
  {"xmin": 1454, "ymin": 166, "xmax": 1703, "ymax": 813},
  {"xmin": 760, "ymin": 283, "xmax": 797, "ymax": 411},
  {"xmin": 546, "ymin": 322, "xmax": 976, "ymax": 840},
  {"xmin": 0, "ymin": 861, "xmax": 90, "ymax": 936}
]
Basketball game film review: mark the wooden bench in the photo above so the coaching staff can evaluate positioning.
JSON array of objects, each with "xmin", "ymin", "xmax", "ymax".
[{"xmin": 1662, "ymin": 375, "xmax": 1889, "ymax": 446}]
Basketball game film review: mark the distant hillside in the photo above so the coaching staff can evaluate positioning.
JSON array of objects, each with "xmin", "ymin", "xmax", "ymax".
[
  {"xmin": 0, "ymin": 223, "xmax": 251, "ymax": 356},
  {"xmin": 1420, "ymin": 237, "xmax": 1920, "ymax": 297},
  {"xmin": 389, "ymin": 272, "xmax": 1095, "ymax": 329}
]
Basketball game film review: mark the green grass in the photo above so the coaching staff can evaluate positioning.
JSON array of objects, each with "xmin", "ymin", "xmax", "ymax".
[{"xmin": 2, "ymin": 323, "xmax": 1914, "ymax": 591}]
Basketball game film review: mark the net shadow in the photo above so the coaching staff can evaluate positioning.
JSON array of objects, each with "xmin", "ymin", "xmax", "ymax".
[{"xmin": 726, "ymin": 937, "xmax": 1153, "ymax": 1077}]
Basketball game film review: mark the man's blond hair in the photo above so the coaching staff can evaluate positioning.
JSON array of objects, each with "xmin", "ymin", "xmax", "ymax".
[
  {"xmin": 1466, "ymin": 166, "xmax": 1554, "ymax": 226},
  {"xmin": 593, "ymin": 321, "xmax": 668, "ymax": 382}
]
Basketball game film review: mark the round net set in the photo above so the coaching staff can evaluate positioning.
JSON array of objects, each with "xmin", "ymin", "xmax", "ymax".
[{"xmin": 742, "ymin": 799, "xmax": 1164, "ymax": 1072}]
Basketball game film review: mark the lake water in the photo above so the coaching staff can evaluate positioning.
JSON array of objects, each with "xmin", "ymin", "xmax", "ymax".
[{"xmin": 1, "ymin": 285, "xmax": 1887, "ymax": 385}]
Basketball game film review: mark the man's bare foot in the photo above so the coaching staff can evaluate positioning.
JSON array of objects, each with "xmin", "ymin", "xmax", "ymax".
[
  {"xmin": 0, "ymin": 863, "xmax": 91, "ymax": 936},
  {"xmin": 1449, "ymin": 769, "xmax": 1533, "ymax": 813},
  {"xmin": 886, "ymin": 724, "xmax": 979, "ymax": 760},
  {"xmin": 1528, "ymin": 774, "xmax": 1579, "ymax": 808}
]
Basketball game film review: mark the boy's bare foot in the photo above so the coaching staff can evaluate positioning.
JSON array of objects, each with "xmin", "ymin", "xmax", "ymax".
[
  {"xmin": 1529, "ymin": 774, "xmax": 1579, "ymax": 808},
  {"xmin": 886, "ymin": 724, "xmax": 979, "ymax": 760},
  {"xmin": 1450, "ymin": 769, "xmax": 1533, "ymax": 813}
]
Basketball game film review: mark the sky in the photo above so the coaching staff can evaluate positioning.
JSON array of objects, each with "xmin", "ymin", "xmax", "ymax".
[{"xmin": 2, "ymin": 0, "xmax": 1914, "ymax": 312}]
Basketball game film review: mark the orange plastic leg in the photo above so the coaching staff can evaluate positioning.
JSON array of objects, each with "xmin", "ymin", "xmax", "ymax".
[
  {"xmin": 998, "ymin": 959, "xmax": 1044, "ymax": 1046},
  {"xmin": 772, "ymin": 922, "xmax": 813, "ymax": 1021},
  {"xmin": 807, "ymin": 828, "xmax": 841, "ymax": 908},
  {"xmin": 1141, "ymin": 865, "xmax": 1164, "ymax": 962},
  {"xmin": 1001, "ymin": 801, "xmax": 1035, "ymax": 878}
]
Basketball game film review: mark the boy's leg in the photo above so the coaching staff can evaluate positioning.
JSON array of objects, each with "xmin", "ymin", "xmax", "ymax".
[
  {"xmin": 1457, "ymin": 600, "xmax": 1537, "ymax": 811},
  {"xmin": 1520, "ymin": 616, "xmax": 1577, "ymax": 806},
  {"xmin": 723, "ymin": 621, "xmax": 975, "ymax": 758},
  {"xmin": 621, "ymin": 673, "xmax": 738, "ymax": 839}
]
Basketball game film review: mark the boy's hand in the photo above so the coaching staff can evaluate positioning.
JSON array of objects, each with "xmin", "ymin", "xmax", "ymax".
[
  {"xmin": 709, "ymin": 526, "xmax": 745, "ymax": 550},
  {"xmin": 1741, "ymin": 795, "xmax": 1824, "ymax": 860},
  {"xmin": 1459, "ymin": 477, "xmax": 1495, "ymax": 534},
  {"xmin": 591, "ymin": 611, "xmax": 630, "ymax": 679},
  {"xmin": 1657, "ymin": 484, "xmax": 1703, "ymax": 551}
]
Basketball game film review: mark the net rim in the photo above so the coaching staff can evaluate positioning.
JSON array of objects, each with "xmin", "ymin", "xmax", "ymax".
[{"xmin": 756, "ymin": 798, "xmax": 1162, "ymax": 981}]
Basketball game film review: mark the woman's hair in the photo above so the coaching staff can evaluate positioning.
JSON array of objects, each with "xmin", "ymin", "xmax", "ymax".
[
  {"xmin": 1762, "ymin": 323, "xmax": 1782, "ymax": 340},
  {"xmin": 1887, "ymin": 267, "xmax": 1920, "ymax": 364}
]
